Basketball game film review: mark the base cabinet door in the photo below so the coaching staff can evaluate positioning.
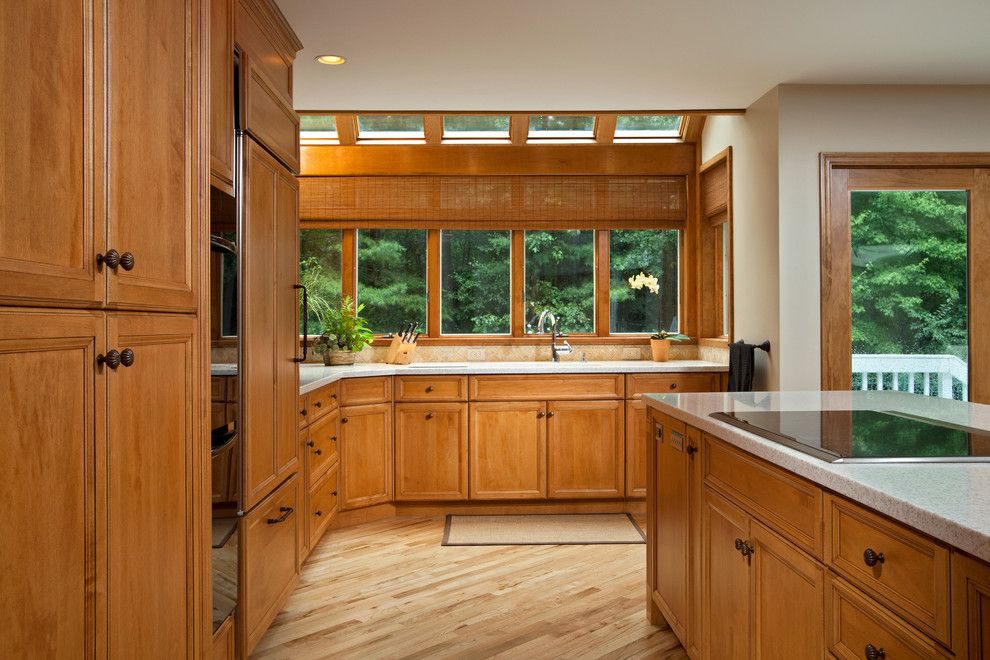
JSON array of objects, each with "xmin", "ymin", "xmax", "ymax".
[
  {"xmin": 395, "ymin": 403, "xmax": 468, "ymax": 501},
  {"xmin": 703, "ymin": 487, "xmax": 752, "ymax": 660},
  {"xmin": 340, "ymin": 403, "xmax": 393, "ymax": 509},
  {"xmin": 469, "ymin": 401, "xmax": 547, "ymax": 500},
  {"xmin": 106, "ymin": 313, "xmax": 197, "ymax": 657},
  {"xmin": 626, "ymin": 399, "xmax": 648, "ymax": 498},
  {"xmin": 547, "ymin": 400, "xmax": 624, "ymax": 499},
  {"xmin": 952, "ymin": 553, "xmax": 990, "ymax": 659},
  {"xmin": 751, "ymin": 521, "xmax": 824, "ymax": 658},
  {"xmin": 0, "ymin": 310, "xmax": 103, "ymax": 657},
  {"xmin": 242, "ymin": 473, "xmax": 301, "ymax": 656}
]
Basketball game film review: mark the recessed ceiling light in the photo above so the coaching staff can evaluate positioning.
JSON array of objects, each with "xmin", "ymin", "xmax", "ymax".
[{"xmin": 315, "ymin": 54, "xmax": 346, "ymax": 66}]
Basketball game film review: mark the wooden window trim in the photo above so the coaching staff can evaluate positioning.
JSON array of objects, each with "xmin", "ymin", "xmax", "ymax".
[
  {"xmin": 698, "ymin": 147, "xmax": 733, "ymax": 341},
  {"xmin": 819, "ymin": 152, "xmax": 990, "ymax": 402}
]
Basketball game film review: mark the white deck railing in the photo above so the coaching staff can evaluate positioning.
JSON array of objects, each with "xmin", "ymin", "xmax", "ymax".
[{"xmin": 852, "ymin": 354, "xmax": 968, "ymax": 401}]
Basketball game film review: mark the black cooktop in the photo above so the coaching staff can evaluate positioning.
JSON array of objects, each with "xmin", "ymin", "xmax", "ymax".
[{"xmin": 711, "ymin": 409, "xmax": 990, "ymax": 463}]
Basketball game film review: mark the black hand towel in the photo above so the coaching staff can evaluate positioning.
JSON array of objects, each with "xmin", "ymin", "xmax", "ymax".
[{"xmin": 728, "ymin": 340, "xmax": 756, "ymax": 392}]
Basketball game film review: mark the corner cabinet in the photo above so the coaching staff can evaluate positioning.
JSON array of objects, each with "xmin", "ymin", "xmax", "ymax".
[{"xmin": 1, "ymin": 0, "xmax": 201, "ymax": 312}]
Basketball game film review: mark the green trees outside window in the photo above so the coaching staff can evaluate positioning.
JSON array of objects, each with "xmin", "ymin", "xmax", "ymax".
[
  {"xmin": 357, "ymin": 229, "xmax": 428, "ymax": 334},
  {"xmin": 299, "ymin": 228, "xmax": 342, "ymax": 335},
  {"xmin": 609, "ymin": 230, "xmax": 679, "ymax": 333},
  {"xmin": 441, "ymin": 230, "xmax": 511, "ymax": 334},
  {"xmin": 524, "ymin": 230, "xmax": 595, "ymax": 333}
]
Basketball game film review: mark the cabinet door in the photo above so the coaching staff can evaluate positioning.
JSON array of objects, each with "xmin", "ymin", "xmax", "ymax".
[
  {"xmin": 469, "ymin": 401, "xmax": 547, "ymax": 500},
  {"xmin": 210, "ymin": 0, "xmax": 235, "ymax": 192},
  {"xmin": 652, "ymin": 416, "xmax": 691, "ymax": 642},
  {"xmin": 0, "ymin": 2, "xmax": 104, "ymax": 307},
  {"xmin": 340, "ymin": 403, "xmax": 393, "ymax": 509},
  {"xmin": 105, "ymin": 0, "xmax": 200, "ymax": 311},
  {"xmin": 952, "ymin": 552, "xmax": 990, "ymax": 659},
  {"xmin": 0, "ymin": 310, "xmax": 103, "ymax": 658},
  {"xmin": 547, "ymin": 399, "xmax": 624, "ymax": 499},
  {"xmin": 751, "ymin": 521, "xmax": 824, "ymax": 658},
  {"xmin": 106, "ymin": 313, "xmax": 197, "ymax": 657},
  {"xmin": 395, "ymin": 403, "xmax": 468, "ymax": 501},
  {"xmin": 241, "ymin": 137, "xmax": 299, "ymax": 509},
  {"xmin": 703, "ymin": 487, "xmax": 752, "ymax": 660},
  {"xmin": 625, "ymin": 399, "xmax": 648, "ymax": 498}
]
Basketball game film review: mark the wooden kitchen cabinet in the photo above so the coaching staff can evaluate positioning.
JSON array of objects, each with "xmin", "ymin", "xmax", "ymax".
[
  {"xmin": 701, "ymin": 487, "xmax": 752, "ymax": 659},
  {"xmin": 210, "ymin": 0, "xmax": 235, "ymax": 192},
  {"xmin": 305, "ymin": 408, "xmax": 339, "ymax": 481},
  {"xmin": 395, "ymin": 403, "xmax": 469, "ymax": 500},
  {"xmin": 469, "ymin": 401, "xmax": 548, "ymax": 500},
  {"xmin": 0, "ymin": 310, "xmax": 103, "ymax": 657},
  {"xmin": 340, "ymin": 403, "xmax": 393, "ymax": 509},
  {"xmin": 952, "ymin": 552, "xmax": 990, "ymax": 659},
  {"xmin": 307, "ymin": 464, "xmax": 339, "ymax": 550},
  {"xmin": 106, "ymin": 313, "xmax": 199, "ymax": 657},
  {"xmin": 241, "ymin": 136, "xmax": 300, "ymax": 510},
  {"xmin": 241, "ymin": 473, "xmax": 301, "ymax": 656},
  {"xmin": 547, "ymin": 400, "xmax": 624, "ymax": 499},
  {"xmin": 625, "ymin": 399, "xmax": 649, "ymax": 498}
]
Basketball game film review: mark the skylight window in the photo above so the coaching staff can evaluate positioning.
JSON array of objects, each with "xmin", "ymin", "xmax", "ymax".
[
  {"xmin": 443, "ymin": 115, "xmax": 510, "ymax": 139},
  {"xmin": 299, "ymin": 114, "xmax": 338, "ymax": 142},
  {"xmin": 614, "ymin": 114, "xmax": 682, "ymax": 139},
  {"xmin": 357, "ymin": 114, "xmax": 425, "ymax": 139},
  {"xmin": 528, "ymin": 115, "xmax": 595, "ymax": 139}
]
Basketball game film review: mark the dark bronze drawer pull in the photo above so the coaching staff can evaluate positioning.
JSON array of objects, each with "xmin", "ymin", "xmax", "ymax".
[
  {"xmin": 341, "ymin": 417, "xmax": 348, "ymax": 424},
  {"xmin": 734, "ymin": 538, "xmax": 754, "ymax": 557},
  {"xmin": 864, "ymin": 643, "xmax": 885, "ymax": 660},
  {"xmin": 669, "ymin": 383, "xmax": 678, "ymax": 389},
  {"xmin": 315, "ymin": 510, "xmax": 322, "ymax": 517},
  {"xmin": 300, "ymin": 408, "xmax": 308, "ymax": 416},
  {"xmin": 119, "ymin": 252, "xmax": 135, "ymax": 271},
  {"xmin": 863, "ymin": 548, "xmax": 885, "ymax": 567},
  {"xmin": 546, "ymin": 411, "xmax": 555, "ymax": 418},
  {"xmin": 330, "ymin": 435, "xmax": 337, "ymax": 442},
  {"xmin": 314, "ymin": 449, "xmax": 322, "ymax": 455},
  {"xmin": 331, "ymin": 490, "xmax": 338, "ymax": 496},
  {"xmin": 426, "ymin": 412, "xmax": 434, "ymax": 420},
  {"xmin": 537, "ymin": 411, "xmax": 545, "ymax": 418},
  {"xmin": 425, "ymin": 385, "xmax": 434, "ymax": 393},
  {"xmin": 96, "ymin": 249, "xmax": 121, "ymax": 269},
  {"xmin": 98, "ymin": 350, "xmax": 121, "ymax": 369},
  {"xmin": 314, "ymin": 400, "xmax": 322, "ymax": 408},
  {"xmin": 306, "ymin": 440, "xmax": 315, "ymax": 447},
  {"xmin": 686, "ymin": 444, "xmax": 697, "ymax": 455},
  {"xmin": 119, "ymin": 348, "xmax": 134, "ymax": 367},
  {"xmin": 267, "ymin": 506, "xmax": 293, "ymax": 525}
]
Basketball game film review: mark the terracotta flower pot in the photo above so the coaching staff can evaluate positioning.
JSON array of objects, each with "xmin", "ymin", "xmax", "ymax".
[
  {"xmin": 650, "ymin": 338, "xmax": 671, "ymax": 362},
  {"xmin": 326, "ymin": 349, "xmax": 356, "ymax": 366}
]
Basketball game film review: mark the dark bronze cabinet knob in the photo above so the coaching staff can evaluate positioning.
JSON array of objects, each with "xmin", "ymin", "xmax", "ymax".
[
  {"xmin": 330, "ymin": 393, "xmax": 336, "ymax": 399},
  {"xmin": 306, "ymin": 440, "xmax": 315, "ymax": 447},
  {"xmin": 315, "ymin": 510, "xmax": 322, "ymax": 517},
  {"xmin": 119, "ymin": 252, "xmax": 135, "ymax": 271},
  {"xmin": 863, "ymin": 548, "xmax": 885, "ymax": 567},
  {"xmin": 331, "ymin": 490, "xmax": 338, "ymax": 496},
  {"xmin": 669, "ymin": 383, "xmax": 678, "ymax": 389},
  {"xmin": 341, "ymin": 417, "xmax": 348, "ymax": 424},
  {"xmin": 546, "ymin": 411, "xmax": 555, "ymax": 418},
  {"xmin": 425, "ymin": 385, "xmax": 434, "ymax": 393},
  {"xmin": 314, "ymin": 449, "xmax": 322, "ymax": 455},
  {"xmin": 300, "ymin": 408, "xmax": 308, "ymax": 417},
  {"xmin": 330, "ymin": 435, "xmax": 337, "ymax": 442},
  {"xmin": 537, "ymin": 411, "xmax": 545, "ymax": 418},
  {"xmin": 119, "ymin": 348, "xmax": 134, "ymax": 367},
  {"xmin": 686, "ymin": 444, "xmax": 697, "ymax": 455},
  {"xmin": 98, "ymin": 350, "xmax": 121, "ymax": 369},
  {"xmin": 97, "ymin": 249, "xmax": 121, "ymax": 270},
  {"xmin": 426, "ymin": 412, "xmax": 434, "ymax": 420},
  {"xmin": 864, "ymin": 643, "xmax": 885, "ymax": 660},
  {"xmin": 314, "ymin": 400, "xmax": 322, "ymax": 408}
]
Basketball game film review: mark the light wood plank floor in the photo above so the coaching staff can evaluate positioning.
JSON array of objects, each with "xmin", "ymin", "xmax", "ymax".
[{"xmin": 253, "ymin": 515, "xmax": 687, "ymax": 659}]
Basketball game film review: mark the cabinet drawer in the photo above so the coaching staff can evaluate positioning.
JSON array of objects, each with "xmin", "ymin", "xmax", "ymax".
[
  {"xmin": 826, "ymin": 576, "xmax": 949, "ymax": 660},
  {"xmin": 307, "ymin": 464, "xmax": 339, "ymax": 549},
  {"xmin": 395, "ymin": 375, "xmax": 468, "ymax": 402},
  {"xmin": 242, "ymin": 473, "xmax": 301, "ymax": 654},
  {"xmin": 305, "ymin": 409, "xmax": 339, "ymax": 481},
  {"xmin": 298, "ymin": 394, "xmax": 309, "ymax": 428},
  {"xmin": 308, "ymin": 382, "xmax": 339, "ymax": 420},
  {"xmin": 340, "ymin": 376, "xmax": 392, "ymax": 406},
  {"xmin": 625, "ymin": 373, "xmax": 722, "ymax": 398},
  {"xmin": 469, "ymin": 374, "xmax": 623, "ymax": 401},
  {"xmin": 703, "ymin": 435, "xmax": 823, "ymax": 557},
  {"xmin": 825, "ymin": 495, "xmax": 950, "ymax": 643}
]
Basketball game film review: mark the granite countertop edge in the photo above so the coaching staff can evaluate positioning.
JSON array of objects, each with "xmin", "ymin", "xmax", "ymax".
[
  {"xmin": 643, "ymin": 391, "xmax": 990, "ymax": 563},
  {"xmin": 296, "ymin": 360, "xmax": 727, "ymax": 395}
]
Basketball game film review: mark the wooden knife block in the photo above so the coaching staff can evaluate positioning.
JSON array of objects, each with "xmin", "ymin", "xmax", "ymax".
[{"xmin": 384, "ymin": 335, "xmax": 417, "ymax": 364}]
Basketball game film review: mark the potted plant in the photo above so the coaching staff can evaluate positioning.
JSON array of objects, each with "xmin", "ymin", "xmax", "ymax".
[
  {"xmin": 313, "ymin": 296, "xmax": 374, "ymax": 366},
  {"xmin": 627, "ymin": 272, "xmax": 689, "ymax": 362}
]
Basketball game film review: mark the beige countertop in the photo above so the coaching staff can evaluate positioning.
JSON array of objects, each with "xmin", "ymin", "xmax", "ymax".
[{"xmin": 644, "ymin": 390, "xmax": 990, "ymax": 562}]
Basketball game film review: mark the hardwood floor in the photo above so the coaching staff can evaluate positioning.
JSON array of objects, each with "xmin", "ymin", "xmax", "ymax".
[{"xmin": 253, "ymin": 515, "xmax": 686, "ymax": 659}]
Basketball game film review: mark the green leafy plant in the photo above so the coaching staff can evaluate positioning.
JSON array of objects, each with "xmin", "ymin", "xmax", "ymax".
[{"xmin": 313, "ymin": 296, "xmax": 374, "ymax": 355}]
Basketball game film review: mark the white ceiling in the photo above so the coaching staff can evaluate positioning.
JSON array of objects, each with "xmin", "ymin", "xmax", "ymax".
[{"xmin": 277, "ymin": 0, "xmax": 990, "ymax": 112}]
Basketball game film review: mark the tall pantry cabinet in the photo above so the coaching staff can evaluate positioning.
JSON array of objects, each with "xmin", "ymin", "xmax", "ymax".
[{"xmin": 0, "ymin": 1, "xmax": 209, "ymax": 658}]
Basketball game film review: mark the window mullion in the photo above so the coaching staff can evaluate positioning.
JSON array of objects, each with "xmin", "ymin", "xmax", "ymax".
[
  {"xmin": 511, "ymin": 230, "xmax": 525, "ymax": 336},
  {"xmin": 595, "ymin": 230, "xmax": 610, "ymax": 336},
  {"xmin": 427, "ymin": 229, "xmax": 441, "ymax": 337}
]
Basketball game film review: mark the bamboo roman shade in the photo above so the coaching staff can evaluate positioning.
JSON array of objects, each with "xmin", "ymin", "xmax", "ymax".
[
  {"xmin": 299, "ymin": 175, "xmax": 687, "ymax": 229},
  {"xmin": 701, "ymin": 160, "xmax": 728, "ymax": 219}
]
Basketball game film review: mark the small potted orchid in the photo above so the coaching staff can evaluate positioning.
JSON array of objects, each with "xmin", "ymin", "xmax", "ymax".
[{"xmin": 628, "ymin": 271, "xmax": 689, "ymax": 362}]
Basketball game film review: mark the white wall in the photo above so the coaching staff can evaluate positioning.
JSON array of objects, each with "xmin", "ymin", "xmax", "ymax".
[
  {"xmin": 702, "ymin": 88, "xmax": 781, "ymax": 390},
  {"xmin": 775, "ymin": 85, "xmax": 990, "ymax": 390}
]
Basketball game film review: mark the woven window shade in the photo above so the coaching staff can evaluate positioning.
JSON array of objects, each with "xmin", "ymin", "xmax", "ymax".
[
  {"xmin": 701, "ymin": 161, "xmax": 728, "ymax": 218},
  {"xmin": 299, "ymin": 175, "xmax": 687, "ymax": 229}
]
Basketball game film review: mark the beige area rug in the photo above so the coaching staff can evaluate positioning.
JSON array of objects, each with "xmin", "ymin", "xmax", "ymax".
[{"xmin": 442, "ymin": 513, "xmax": 645, "ymax": 546}]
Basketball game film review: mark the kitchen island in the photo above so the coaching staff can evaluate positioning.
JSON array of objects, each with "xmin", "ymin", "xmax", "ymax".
[{"xmin": 643, "ymin": 390, "xmax": 990, "ymax": 658}]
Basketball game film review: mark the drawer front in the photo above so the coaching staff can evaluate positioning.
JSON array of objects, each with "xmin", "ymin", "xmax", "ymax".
[
  {"xmin": 625, "ymin": 373, "xmax": 722, "ymax": 398},
  {"xmin": 308, "ymin": 465, "xmax": 339, "ymax": 549},
  {"xmin": 211, "ymin": 377, "xmax": 227, "ymax": 401},
  {"xmin": 340, "ymin": 376, "xmax": 392, "ymax": 406},
  {"xmin": 242, "ymin": 64, "xmax": 300, "ymax": 172},
  {"xmin": 298, "ymin": 394, "xmax": 309, "ymax": 428},
  {"xmin": 469, "ymin": 374, "xmax": 623, "ymax": 401},
  {"xmin": 825, "ymin": 495, "xmax": 950, "ymax": 643},
  {"xmin": 305, "ymin": 409, "xmax": 339, "ymax": 481},
  {"xmin": 703, "ymin": 435, "xmax": 823, "ymax": 557},
  {"xmin": 827, "ymin": 576, "xmax": 948, "ymax": 660},
  {"xmin": 395, "ymin": 375, "xmax": 468, "ymax": 402},
  {"xmin": 242, "ymin": 473, "xmax": 300, "ymax": 653},
  {"xmin": 309, "ymin": 382, "xmax": 339, "ymax": 420}
]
